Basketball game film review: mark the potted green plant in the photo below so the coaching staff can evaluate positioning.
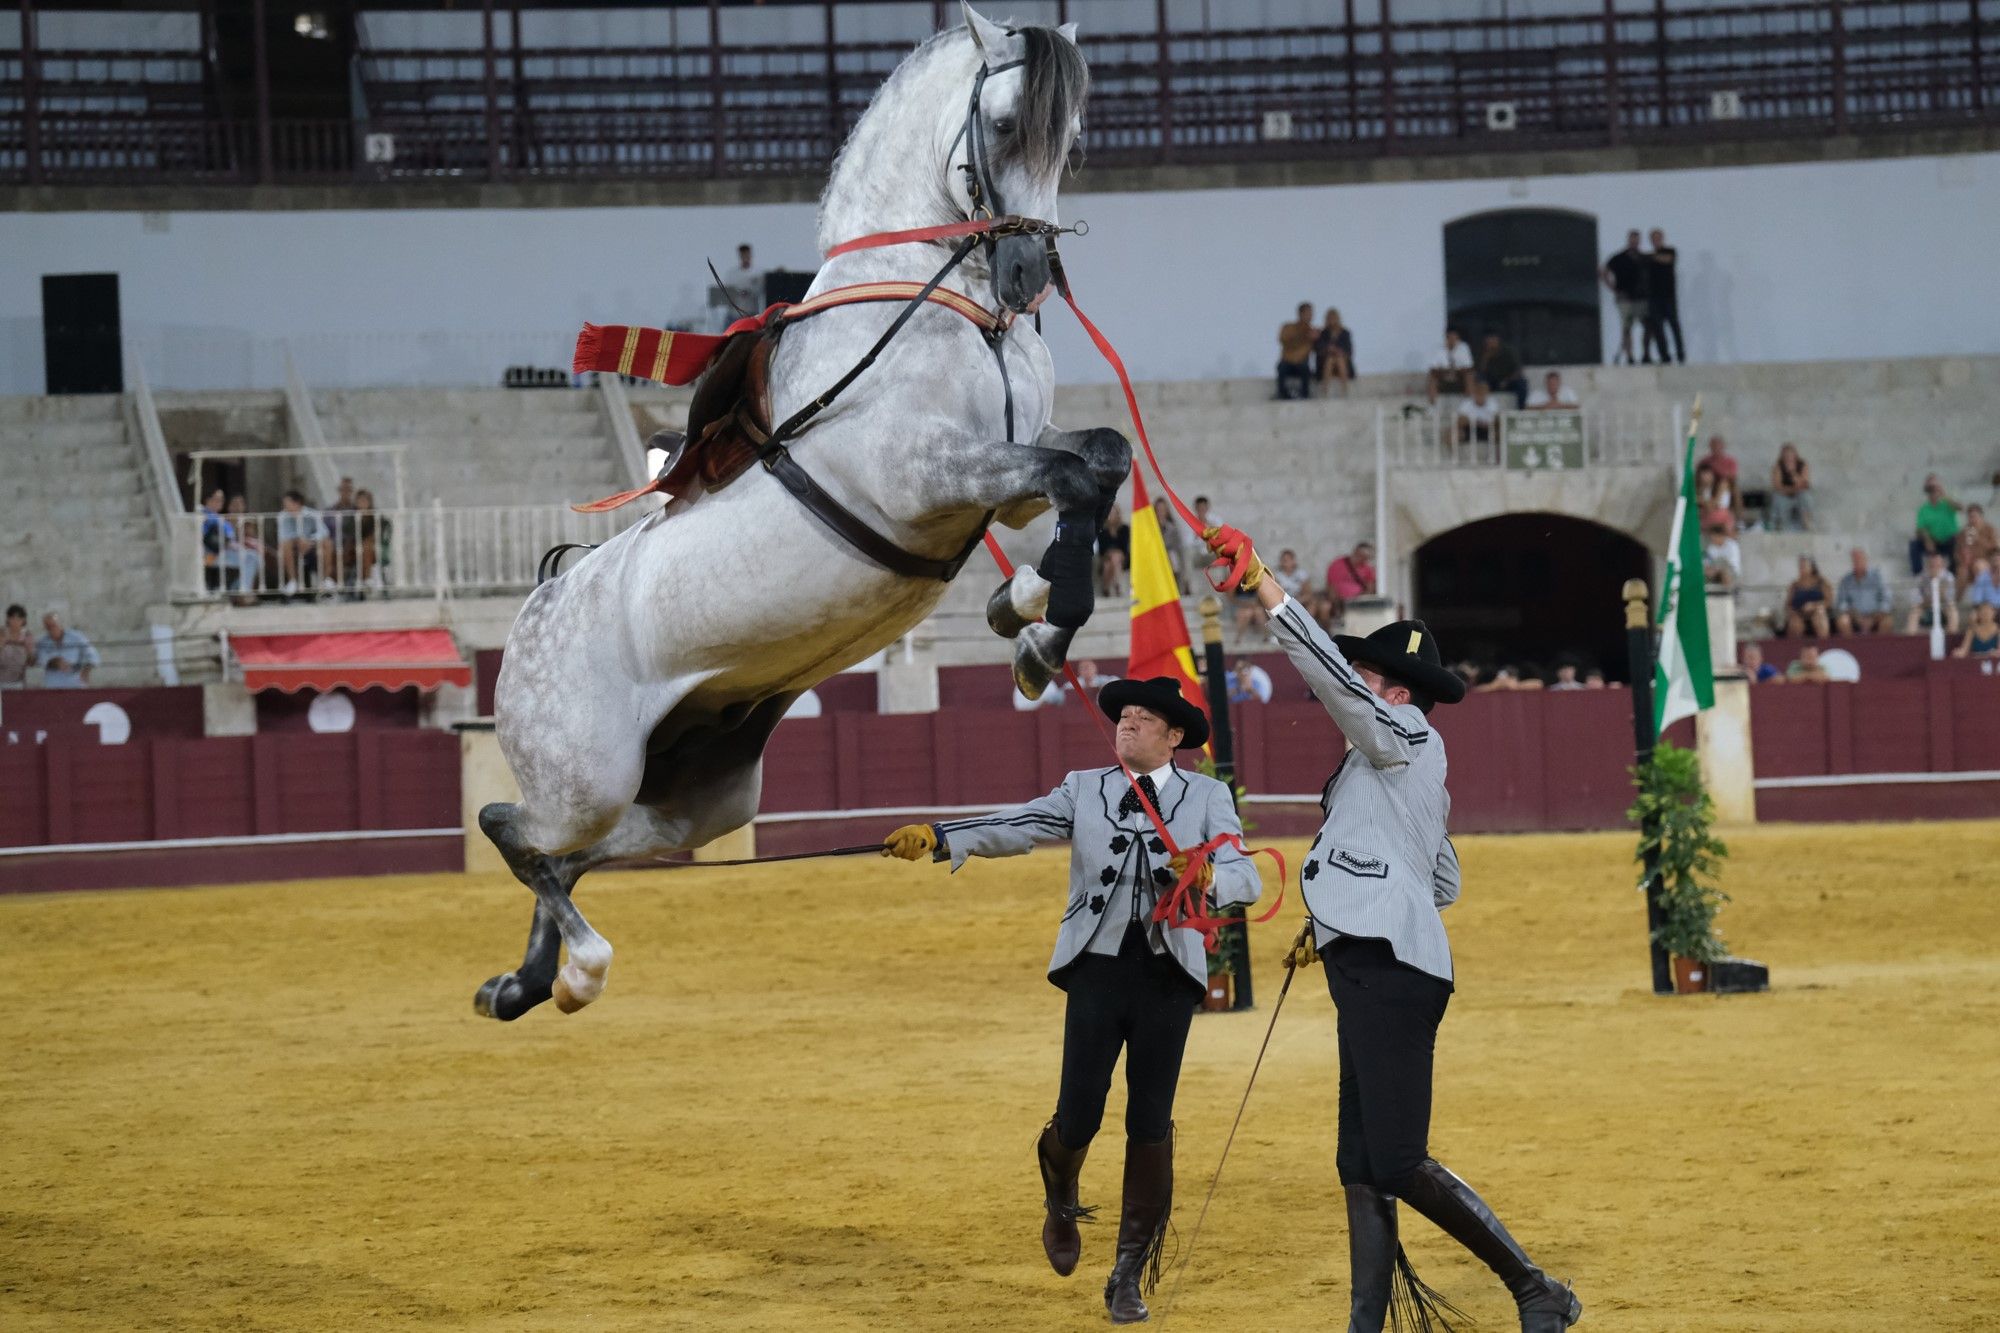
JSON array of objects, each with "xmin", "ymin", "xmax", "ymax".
[{"xmin": 1628, "ymin": 740, "xmax": 1730, "ymax": 993}]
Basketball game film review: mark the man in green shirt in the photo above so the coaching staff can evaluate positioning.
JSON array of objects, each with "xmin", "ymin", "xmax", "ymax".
[{"xmin": 1911, "ymin": 474, "xmax": 1963, "ymax": 574}]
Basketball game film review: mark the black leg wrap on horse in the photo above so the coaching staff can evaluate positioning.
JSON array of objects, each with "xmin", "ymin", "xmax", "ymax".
[{"xmin": 1040, "ymin": 511, "xmax": 1098, "ymax": 629}]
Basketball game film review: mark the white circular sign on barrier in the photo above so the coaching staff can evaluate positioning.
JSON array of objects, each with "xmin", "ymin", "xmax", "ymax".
[
  {"xmin": 307, "ymin": 690, "xmax": 358, "ymax": 734},
  {"xmin": 82, "ymin": 702, "xmax": 132, "ymax": 745}
]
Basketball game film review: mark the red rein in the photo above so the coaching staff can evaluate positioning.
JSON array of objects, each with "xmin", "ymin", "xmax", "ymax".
[{"xmin": 826, "ymin": 217, "xmax": 1288, "ymax": 946}]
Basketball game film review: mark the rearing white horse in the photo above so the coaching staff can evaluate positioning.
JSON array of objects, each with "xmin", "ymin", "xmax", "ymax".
[{"xmin": 475, "ymin": 6, "xmax": 1128, "ymax": 1020}]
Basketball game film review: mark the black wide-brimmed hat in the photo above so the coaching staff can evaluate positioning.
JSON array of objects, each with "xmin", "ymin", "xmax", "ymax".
[
  {"xmin": 1333, "ymin": 619, "xmax": 1467, "ymax": 712},
  {"xmin": 1098, "ymin": 676, "xmax": 1210, "ymax": 750}
]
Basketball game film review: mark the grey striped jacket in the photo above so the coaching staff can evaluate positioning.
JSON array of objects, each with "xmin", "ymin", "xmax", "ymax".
[
  {"xmin": 932, "ymin": 766, "xmax": 1263, "ymax": 991},
  {"xmin": 1269, "ymin": 596, "xmax": 1460, "ymax": 983}
]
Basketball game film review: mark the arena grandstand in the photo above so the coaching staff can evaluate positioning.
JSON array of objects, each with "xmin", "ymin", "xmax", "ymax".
[{"xmin": 3, "ymin": 4, "xmax": 1999, "ymax": 1330}]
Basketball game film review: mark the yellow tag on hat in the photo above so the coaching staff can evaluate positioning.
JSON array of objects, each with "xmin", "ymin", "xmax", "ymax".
[{"xmin": 1407, "ymin": 629, "xmax": 1423, "ymax": 653}]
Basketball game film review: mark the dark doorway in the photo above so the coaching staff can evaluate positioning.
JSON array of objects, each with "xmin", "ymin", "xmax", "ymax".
[
  {"xmin": 1444, "ymin": 209, "xmax": 1601, "ymax": 366},
  {"xmin": 1414, "ymin": 513, "xmax": 1648, "ymax": 683},
  {"xmin": 42, "ymin": 273, "xmax": 124, "ymax": 395}
]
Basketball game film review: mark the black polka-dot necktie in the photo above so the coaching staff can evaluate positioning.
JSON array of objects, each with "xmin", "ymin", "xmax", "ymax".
[{"xmin": 1119, "ymin": 774, "xmax": 1161, "ymax": 820}]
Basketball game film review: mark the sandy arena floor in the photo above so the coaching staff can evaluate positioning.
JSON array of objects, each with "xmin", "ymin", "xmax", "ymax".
[{"xmin": 3, "ymin": 820, "xmax": 1997, "ymax": 1331}]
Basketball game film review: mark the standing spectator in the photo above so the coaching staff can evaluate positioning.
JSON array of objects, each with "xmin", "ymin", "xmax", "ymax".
[
  {"xmin": 1318, "ymin": 541, "xmax": 1377, "ymax": 627},
  {"xmin": 1314, "ymin": 308, "xmax": 1354, "ymax": 396},
  {"xmin": 1227, "ymin": 657, "xmax": 1274, "ymax": 704},
  {"xmin": 725, "ymin": 243, "xmax": 762, "ymax": 311},
  {"xmin": 1454, "ymin": 379, "xmax": 1501, "ymax": 453},
  {"xmin": 1739, "ymin": 642, "xmax": 1779, "ymax": 683},
  {"xmin": 1426, "ymin": 327, "xmax": 1474, "ymax": 403},
  {"xmin": 1096, "ymin": 504, "xmax": 1131, "ymax": 597},
  {"xmin": 1642, "ymin": 228, "xmax": 1684, "ymax": 364},
  {"xmin": 1965, "ymin": 555, "xmax": 2000, "ymax": 612},
  {"xmin": 1910, "ymin": 475, "xmax": 1963, "ymax": 574},
  {"xmin": 1070, "ymin": 659, "xmax": 1119, "ymax": 697},
  {"xmin": 276, "ymin": 489, "xmax": 333, "ymax": 599},
  {"xmin": 1783, "ymin": 556, "xmax": 1834, "ymax": 637},
  {"xmin": 1276, "ymin": 302, "xmax": 1316, "ymax": 400},
  {"xmin": 1784, "ymin": 644, "xmax": 1830, "ymax": 683},
  {"xmin": 1768, "ymin": 443, "xmax": 1814, "ymax": 532},
  {"xmin": 1905, "ymin": 552, "xmax": 1960, "ymax": 636},
  {"xmin": 1154, "ymin": 497, "xmax": 1189, "ymax": 592},
  {"xmin": 1833, "ymin": 549, "xmax": 1894, "ymax": 634},
  {"xmin": 225, "ymin": 494, "xmax": 266, "ymax": 600},
  {"xmin": 326, "ymin": 476, "xmax": 359, "ymax": 590},
  {"xmin": 198, "ymin": 488, "xmax": 234, "ymax": 595},
  {"xmin": 0, "ymin": 604, "xmax": 33, "ymax": 689},
  {"xmin": 1954, "ymin": 602, "xmax": 2000, "ymax": 660},
  {"xmin": 1525, "ymin": 371, "xmax": 1579, "ymax": 410},
  {"xmin": 1475, "ymin": 334, "xmax": 1528, "ymax": 409},
  {"xmin": 1954, "ymin": 502, "xmax": 1997, "ymax": 576},
  {"xmin": 35, "ymin": 612, "xmax": 99, "ymax": 688},
  {"xmin": 1701, "ymin": 520, "xmax": 1741, "ymax": 589},
  {"xmin": 1601, "ymin": 229, "xmax": 1649, "ymax": 365}
]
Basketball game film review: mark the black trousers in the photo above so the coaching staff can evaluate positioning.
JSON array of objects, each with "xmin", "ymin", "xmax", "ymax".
[
  {"xmin": 1054, "ymin": 930, "xmax": 1199, "ymax": 1149},
  {"xmin": 1643, "ymin": 302, "xmax": 1685, "ymax": 364},
  {"xmin": 1322, "ymin": 936, "xmax": 1453, "ymax": 1193}
]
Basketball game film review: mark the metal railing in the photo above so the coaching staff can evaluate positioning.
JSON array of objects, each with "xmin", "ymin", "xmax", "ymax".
[
  {"xmin": 5, "ymin": 3, "xmax": 1993, "ymax": 187},
  {"xmin": 123, "ymin": 353, "xmax": 187, "ymax": 551},
  {"xmin": 1382, "ymin": 403, "xmax": 1677, "ymax": 472},
  {"xmin": 171, "ymin": 503, "xmax": 640, "ymax": 604}
]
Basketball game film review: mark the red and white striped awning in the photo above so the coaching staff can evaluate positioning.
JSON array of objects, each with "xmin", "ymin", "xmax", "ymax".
[{"xmin": 229, "ymin": 629, "xmax": 472, "ymax": 694}]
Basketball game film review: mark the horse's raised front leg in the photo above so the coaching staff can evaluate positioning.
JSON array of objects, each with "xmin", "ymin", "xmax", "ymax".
[
  {"xmin": 968, "ymin": 426, "xmax": 1131, "ymax": 696},
  {"xmin": 477, "ymin": 805, "xmax": 613, "ymax": 1018}
]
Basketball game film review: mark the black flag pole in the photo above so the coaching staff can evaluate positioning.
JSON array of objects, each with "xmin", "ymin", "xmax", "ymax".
[
  {"xmin": 1624, "ymin": 577, "xmax": 1674, "ymax": 996},
  {"xmin": 1196, "ymin": 595, "xmax": 1254, "ymax": 1010}
]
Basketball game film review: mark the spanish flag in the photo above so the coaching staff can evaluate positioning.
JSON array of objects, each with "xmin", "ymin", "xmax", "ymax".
[{"xmin": 1126, "ymin": 466, "xmax": 1211, "ymax": 738}]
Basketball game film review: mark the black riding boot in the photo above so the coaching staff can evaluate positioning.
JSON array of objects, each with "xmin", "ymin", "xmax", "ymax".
[
  {"xmin": 1397, "ymin": 1158, "xmax": 1582, "ymax": 1332},
  {"xmin": 1037, "ymin": 1119, "xmax": 1093, "ymax": 1277},
  {"xmin": 1344, "ymin": 1184, "xmax": 1398, "ymax": 1333},
  {"xmin": 1104, "ymin": 1130, "xmax": 1173, "ymax": 1324}
]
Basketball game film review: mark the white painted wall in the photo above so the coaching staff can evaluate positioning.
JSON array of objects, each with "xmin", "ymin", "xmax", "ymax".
[{"xmin": 3, "ymin": 152, "xmax": 1994, "ymax": 394}]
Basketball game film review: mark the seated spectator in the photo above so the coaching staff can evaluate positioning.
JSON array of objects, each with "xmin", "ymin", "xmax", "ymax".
[
  {"xmin": 1228, "ymin": 657, "xmax": 1273, "ymax": 705},
  {"xmin": 1833, "ymin": 548, "xmax": 1893, "ymax": 634},
  {"xmin": 1153, "ymin": 497, "xmax": 1189, "ymax": 592},
  {"xmin": 198, "ymin": 488, "xmax": 233, "ymax": 595},
  {"xmin": 1070, "ymin": 659, "xmax": 1119, "ymax": 698},
  {"xmin": 1701, "ymin": 520, "xmax": 1740, "ymax": 590},
  {"xmin": 1455, "ymin": 379, "xmax": 1501, "ymax": 451},
  {"xmin": 1318, "ymin": 541, "xmax": 1376, "ymax": 627},
  {"xmin": 1191, "ymin": 495, "xmax": 1222, "ymax": 532},
  {"xmin": 1547, "ymin": 663, "xmax": 1585, "ymax": 691},
  {"xmin": 1582, "ymin": 669, "xmax": 1608, "ymax": 689},
  {"xmin": 1, "ymin": 604, "xmax": 32, "ymax": 690},
  {"xmin": 1240, "ymin": 549, "xmax": 1308, "ymax": 639},
  {"xmin": 1784, "ymin": 644, "xmax": 1830, "ymax": 683},
  {"xmin": 1909, "ymin": 474, "xmax": 1962, "ymax": 575},
  {"xmin": 1783, "ymin": 556, "xmax": 1834, "ymax": 637},
  {"xmin": 1966, "ymin": 555, "xmax": 2000, "ymax": 611},
  {"xmin": 1276, "ymin": 302, "xmax": 1315, "ymax": 400},
  {"xmin": 353, "ymin": 489, "xmax": 389, "ymax": 594},
  {"xmin": 1426, "ymin": 327, "xmax": 1474, "ymax": 403},
  {"xmin": 35, "ymin": 611, "xmax": 99, "ymax": 688},
  {"xmin": 1695, "ymin": 435, "xmax": 1740, "ymax": 529},
  {"xmin": 1013, "ymin": 678, "xmax": 1067, "ymax": 710},
  {"xmin": 225, "ymin": 494, "xmax": 266, "ymax": 601},
  {"xmin": 1314, "ymin": 309, "xmax": 1354, "ymax": 396},
  {"xmin": 1739, "ymin": 642, "xmax": 1779, "ymax": 682},
  {"xmin": 1905, "ymin": 552, "xmax": 1960, "ymax": 636},
  {"xmin": 1955, "ymin": 502, "xmax": 1997, "ymax": 575},
  {"xmin": 1096, "ymin": 504, "xmax": 1130, "ymax": 597},
  {"xmin": 277, "ymin": 490, "xmax": 334, "ymax": 599},
  {"xmin": 1768, "ymin": 443, "xmax": 1814, "ymax": 532},
  {"xmin": 1476, "ymin": 665, "xmax": 1543, "ymax": 692},
  {"xmin": 326, "ymin": 476, "xmax": 359, "ymax": 588},
  {"xmin": 1476, "ymin": 334, "xmax": 1528, "ymax": 409},
  {"xmin": 1954, "ymin": 602, "xmax": 2000, "ymax": 660},
  {"xmin": 1525, "ymin": 371, "xmax": 1579, "ymax": 410},
  {"xmin": 1451, "ymin": 661, "xmax": 1481, "ymax": 691}
]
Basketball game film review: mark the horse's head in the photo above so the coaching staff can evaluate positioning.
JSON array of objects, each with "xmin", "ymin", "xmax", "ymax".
[{"xmin": 953, "ymin": 6, "xmax": 1088, "ymax": 312}]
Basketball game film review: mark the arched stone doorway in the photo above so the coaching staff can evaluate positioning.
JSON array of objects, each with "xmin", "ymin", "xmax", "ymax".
[{"xmin": 1413, "ymin": 513, "xmax": 1649, "ymax": 682}]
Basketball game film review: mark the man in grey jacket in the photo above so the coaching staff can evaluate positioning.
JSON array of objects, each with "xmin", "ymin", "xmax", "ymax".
[
  {"xmin": 883, "ymin": 676, "xmax": 1260, "ymax": 1325},
  {"xmin": 1206, "ymin": 524, "xmax": 1581, "ymax": 1333}
]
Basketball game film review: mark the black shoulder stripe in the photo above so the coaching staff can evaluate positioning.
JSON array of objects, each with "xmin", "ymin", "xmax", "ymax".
[{"xmin": 1273, "ymin": 607, "xmax": 1431, "ymax": 746}]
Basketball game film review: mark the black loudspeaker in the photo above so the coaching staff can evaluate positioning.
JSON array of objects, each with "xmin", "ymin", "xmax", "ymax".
[
  {"xmin": 1444, "ymin": 209, "xmax": 1601, "ymax": 366},
  {"xmin": 42, "ymin": 273, "xmax": 124, "ymax": 395},
  {"xmin": 1709, "ymin": 956, "xmax": 1771, "ymax": 994},
  {"xmin": 763, "ymin": 270, "xmax": 815, "ymax": 306}
]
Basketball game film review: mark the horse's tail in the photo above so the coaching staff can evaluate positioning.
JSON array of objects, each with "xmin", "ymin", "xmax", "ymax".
[{"xmin": 536, "ymin": 542, "xmax": 596, "ymax": 585}]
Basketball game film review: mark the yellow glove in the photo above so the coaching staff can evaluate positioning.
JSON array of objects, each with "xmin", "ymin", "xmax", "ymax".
[
  {"xmin": 1285, "ymin": 920, "xmax": 1320, "ymax": 971},
  {"xmin": 1168, "ymin": 851, "xmax": 1214, "ymax": 892},
  {"xmin": 882, "ymin": 824, "xmax": 938, "ymax": 861},
  {"xmin": 1201, "ymin": 525, "xmax": 1268, "ymax": 593}
]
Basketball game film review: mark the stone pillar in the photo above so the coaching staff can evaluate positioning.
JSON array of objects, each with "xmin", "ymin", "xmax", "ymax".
[
  {"xmin": 877, "ymin": 645, "xmax": 940, "ymax": 714},
  {"xmin": 1705, "ymin": 589, "xmax": 1738, "ymax": 675},
  {"xmin": 1696, "ymin": 676, "xmax": 1757, "ymax": 826},
  {"xmin": 691, "ymin": 824, "xmax": 757, "ymax": 862},
  {"xmin": 458, "ymin": 721, "xmax": 520, "ymax": 875},
  {"xmin": 202, "ymin": 681, "xmax": 258, "ymax": 737},
  {"xmin": 423, "ymin": 681, "xmax": 476, "ymax": 731},
  {"xmin": 1344, "ymin": 594, "xmax": 1397, "ymax": 638}
]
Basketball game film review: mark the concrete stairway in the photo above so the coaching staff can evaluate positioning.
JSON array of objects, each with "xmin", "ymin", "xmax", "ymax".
[
  {"xmin": 0, "ymin": 394, "xmax": 169, "ymax": 683},
  {"xmin": 311, "ymin": 387, "xmax": 626, "ymax": 509}
]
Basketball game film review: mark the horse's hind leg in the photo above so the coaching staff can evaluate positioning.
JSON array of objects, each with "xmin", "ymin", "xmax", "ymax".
[{"xmin": 475, "ymin": 803, "xmax": 613, "ymax": 1018}]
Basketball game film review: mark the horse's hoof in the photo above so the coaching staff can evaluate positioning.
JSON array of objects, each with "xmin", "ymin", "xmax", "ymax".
[
  {"xmin": 986, "ymin": 565, "xmax": 1050, "ymax": 639},
  {"xmin": 552, "ymin": 943, "xmax": 612, "ymax": 1014},
  {"xmin": 474, "ymin": 971, "xmax": 549, "ymax": 1022},
  {"xmin": 552, "ymin": 973, "xmax": 586, "ymax": 1014},
  {"xmin": 1013, "ymin": 622, "xmax": 1074, "ymax": 700}
]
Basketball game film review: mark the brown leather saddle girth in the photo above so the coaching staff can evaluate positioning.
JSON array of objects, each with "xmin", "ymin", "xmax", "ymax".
[{"xmin": 649, "ymin": 326, "xmax": 777, "ymax": 498}]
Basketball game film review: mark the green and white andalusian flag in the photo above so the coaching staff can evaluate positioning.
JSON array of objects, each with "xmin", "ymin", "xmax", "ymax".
[{"xmin": 1654, "ymin": 399, "xmax": 1714, "ymax": 734}]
